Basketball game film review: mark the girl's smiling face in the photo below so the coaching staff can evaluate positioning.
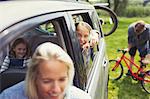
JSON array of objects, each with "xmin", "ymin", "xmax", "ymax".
[
  {"xmin": 13, "ymin": 43, "xmax": 27, "ymax": 58},
  {"xmin": 76, "ymin": 25, "xmax": 90, "ymax": 47}
]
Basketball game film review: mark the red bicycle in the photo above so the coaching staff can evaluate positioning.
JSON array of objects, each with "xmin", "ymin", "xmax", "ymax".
[{"xmin": 109, "ymin": 49, "xmax": 150, "ymax": 94}]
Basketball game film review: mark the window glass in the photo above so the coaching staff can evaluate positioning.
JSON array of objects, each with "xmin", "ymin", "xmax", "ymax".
[
  {"xmin": 72, "ymin": 15, "xmax": 84, "ymax": 23},
  {"xmin": 0, "ymin": 47, "xmax": 9, "ymax": 66},
  {"xmin": 37, "ymin": 21, "xmax": 57, "ymax": 36},
  {"xmin": 89, "ymin": 11, "xmax": 103, "ymax": 37},
  {"xmin": 0, "ymin": 18, "xmax": 67, "ymax": 73}
]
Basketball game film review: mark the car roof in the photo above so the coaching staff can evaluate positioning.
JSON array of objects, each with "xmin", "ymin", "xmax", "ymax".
[{"xmin": 0, "ymin": 1, "xmax": 94, "ymax": 32}]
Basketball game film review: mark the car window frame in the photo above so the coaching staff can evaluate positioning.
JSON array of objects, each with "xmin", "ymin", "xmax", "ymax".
[
  {"xmin": 68, "ymin": 10, "xmax": 99, "ymax": 72},
  {"xmin": 0, "ymin": 12, "xmax": 68, "ymax": 50},
  {"xmin": 0, "ymin": 11, "xmax": 87, "ymax": 90},
  {"xmin": 0, "ymin": 12, "xmax": 70, "ymax": 71}
]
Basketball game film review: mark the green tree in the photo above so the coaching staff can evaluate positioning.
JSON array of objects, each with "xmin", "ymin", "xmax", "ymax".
[{"xmin": 109, "ymin": 0, "xmax": 128, "ymax": 16}]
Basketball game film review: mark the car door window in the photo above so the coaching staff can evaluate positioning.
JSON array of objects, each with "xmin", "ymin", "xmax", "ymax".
[
  {"xmin": 26, "ymin": 18, "xmax": 69, "ymax": 55},
  {"xmin": 89, "ymin": 11, "xmax": 103, "ymax": 37},
  {"xmin": 0, "ymin": 17, "xmax": 68, "ymax": 73},
  {"xmin": 72, "ymin": 13, "xmax": 99, "ymax": 76}
]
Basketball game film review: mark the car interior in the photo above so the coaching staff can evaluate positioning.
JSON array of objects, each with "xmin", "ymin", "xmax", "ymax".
[{"xmin": 0, "ymin": 20, "xmax": 66, "ymax": 92}]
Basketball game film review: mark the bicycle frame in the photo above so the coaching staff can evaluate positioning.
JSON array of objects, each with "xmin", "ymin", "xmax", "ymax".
[{"xmin": 112, "ymin": 51, "xmax": 150, "ymax": 82}]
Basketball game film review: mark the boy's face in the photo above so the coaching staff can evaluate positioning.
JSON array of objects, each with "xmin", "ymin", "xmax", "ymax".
[
  {"xmin": 135, "ymin": 24, "xmax": 145, "ymax": 35},
  {"xmin": 76, "ymin": 25, "xmax": 89, "ymax": 47}
]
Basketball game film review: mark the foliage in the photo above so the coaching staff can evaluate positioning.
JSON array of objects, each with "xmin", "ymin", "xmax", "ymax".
[
  {"xmin": 105, "ymin": 0, "xmax": 150, "ymax": 17},
  {"xmin": 113, "ymin": 0, "xmax": 128, "ymax": 16},
  {"xmin": 105, "ymin": 17, "xmax": 150, "ymax": 99},
  {"xmin": 125, "ymin": 5, "xmax": 150, "ymax": 17}
]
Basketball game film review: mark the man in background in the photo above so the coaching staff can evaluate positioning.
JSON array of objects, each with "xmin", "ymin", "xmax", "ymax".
[{"xmin": 127, "ymin": 20, "xmax": 150, "ymax": 75}]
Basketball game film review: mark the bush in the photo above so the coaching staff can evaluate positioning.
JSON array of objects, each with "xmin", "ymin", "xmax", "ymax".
[{"xmin": 124, "ymin": 5, "xmax": 150, "ymax": 17}]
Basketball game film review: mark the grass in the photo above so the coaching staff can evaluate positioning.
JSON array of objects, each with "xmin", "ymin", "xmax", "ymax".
[{"xmin": 105, "ymin": 17, "xmax": 150, "ymax": 99}]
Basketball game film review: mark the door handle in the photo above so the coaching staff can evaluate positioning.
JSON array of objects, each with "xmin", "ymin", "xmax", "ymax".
[{"xmin": 103, "ymin": 60, "xmax": 108, "ymax": 68}]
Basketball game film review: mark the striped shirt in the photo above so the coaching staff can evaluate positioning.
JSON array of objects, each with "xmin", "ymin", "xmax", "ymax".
[{"xmin": 0, "ymin": 56, "xmax": 30, "ymax": 73}]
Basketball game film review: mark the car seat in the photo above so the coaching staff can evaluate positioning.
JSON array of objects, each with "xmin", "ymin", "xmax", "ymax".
[{"xmin": 0, "ymin": 68, "xmax": 27, "ymax": 93}]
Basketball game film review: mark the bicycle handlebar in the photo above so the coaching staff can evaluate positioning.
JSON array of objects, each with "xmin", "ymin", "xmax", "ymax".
[
  {"xmin": 117, "ymin": 49, "xmax": 147, "ymax": 66},
  {"xmin": 117, "ymin": 49, "xmax": 127, "ymax": 54}
]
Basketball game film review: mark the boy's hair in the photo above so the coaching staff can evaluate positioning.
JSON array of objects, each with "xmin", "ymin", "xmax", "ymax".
[{"xmin": 135, "ymin": 20, "xmax": 145, "ymax": 28}]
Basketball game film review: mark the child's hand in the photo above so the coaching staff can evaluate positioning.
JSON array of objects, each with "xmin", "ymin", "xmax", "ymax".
[
  {"xmin": 82, "ymin": 42, "xmax": 90, "ymax": 53},
  {"xmin": 90, "ymin": 39, "xmax": 98, "ymax": 48},
  {"xmin": 89, "ymin": 30, "xmax": 99, "ymax": 48}
]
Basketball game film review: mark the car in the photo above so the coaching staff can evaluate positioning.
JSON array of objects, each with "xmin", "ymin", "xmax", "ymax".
[{"xmin": 0, "ymin": 1, "xmax": 118, "ymax": 99}]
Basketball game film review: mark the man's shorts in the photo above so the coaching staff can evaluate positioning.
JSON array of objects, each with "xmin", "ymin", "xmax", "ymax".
[
  {"xmin": 129, "ymin": 46, "xmax": 147, "ymax": 57},
  {"xmin": 129, "ymin": 46, "xmax": 137, "ymax": 57}
]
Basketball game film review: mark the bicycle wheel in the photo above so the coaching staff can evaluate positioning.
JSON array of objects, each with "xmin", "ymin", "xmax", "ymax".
[
  {"xmin": 94, "ymin": 5, "xmax": 118, "ymax": 36},
  {"xmin": 109, "ymin": 60, "xmax": 123, "ymax": 80},
  {"xmin": 141, "ymin": 70, "xmax": 150, "ymax": 94}
]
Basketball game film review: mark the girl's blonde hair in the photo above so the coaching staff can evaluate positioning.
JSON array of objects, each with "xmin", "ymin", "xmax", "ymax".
[
  {"xmin": 75, "ymin": 21, "xmax": 92, "ymax": 33},
  {"xmin": 25, "ymin": 42, "xmax": 74, "ymax": 99}
]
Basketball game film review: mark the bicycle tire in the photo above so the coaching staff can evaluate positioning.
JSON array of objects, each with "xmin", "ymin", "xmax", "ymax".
[
  {"xmin": 94, "ymin": 5, "xmax": 118, "ymax": 36},
  {"xmin": 109, "ymin": 60, "xmax": 123, "ymax": 80},
  {"xmin": 141, "ymin": 70, "xmax": 150, "ymax": 94}
]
